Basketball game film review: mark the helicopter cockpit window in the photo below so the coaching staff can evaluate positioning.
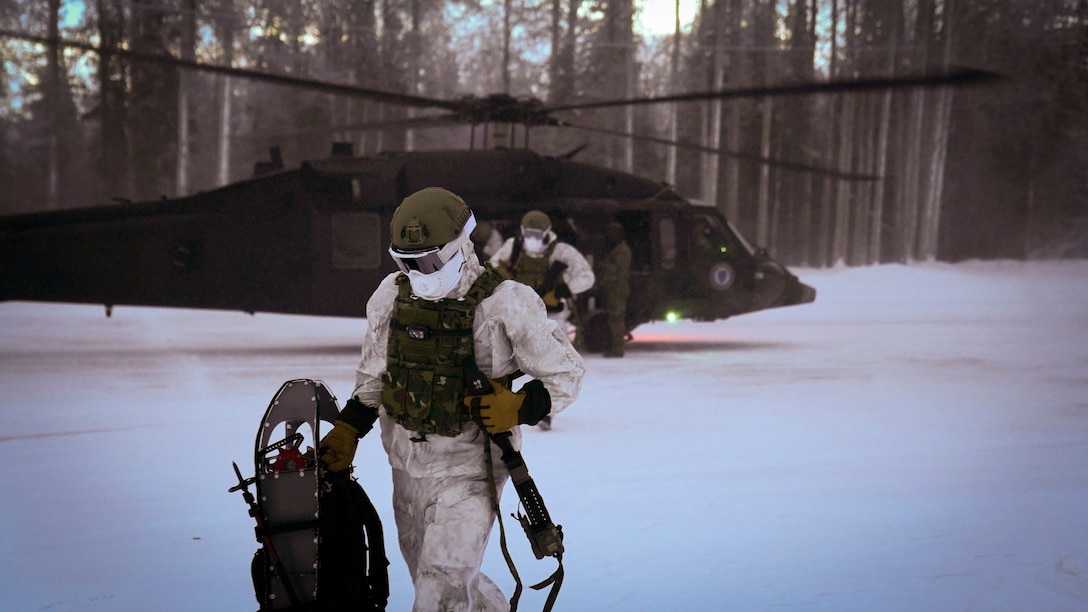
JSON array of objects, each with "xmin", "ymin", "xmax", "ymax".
[
  {"xmin": 693, "ymin": 213, "xmax": 749, "ymax": 258},
  {"xmin": 659, "ymin": 217, "xmax": 676, "ymax": 270},
  {"xmin": 331, "ymin": 212, "xmax": 382, "ymax": 269}
]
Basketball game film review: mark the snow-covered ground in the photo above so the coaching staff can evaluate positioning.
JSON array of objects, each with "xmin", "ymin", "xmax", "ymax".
[{"xmin": 2, "ymin": 260, "xmax": 1086, "ymax": 611}]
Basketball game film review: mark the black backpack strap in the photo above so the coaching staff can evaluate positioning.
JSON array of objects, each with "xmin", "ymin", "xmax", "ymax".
[{"xmin": 511, "ymin": 236, "xmax": 523, "ymax": 265}]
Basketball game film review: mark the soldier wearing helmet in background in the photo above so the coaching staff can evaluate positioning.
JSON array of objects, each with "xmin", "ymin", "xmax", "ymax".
[
  {"xmin": 490, "ymin": 210, "xmax": 595, "ymax": 340},
  {"xmin": 490, "ymin": 211, "xmax": 594, "ymax": 429},
  {"xmin": 319, "ymin": 187, "xmax": 585, "ymax": 611}
]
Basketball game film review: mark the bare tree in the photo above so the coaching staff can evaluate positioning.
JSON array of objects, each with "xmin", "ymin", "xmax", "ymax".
[
  {"xmin": 214, "ymin": 0, "xmax": 238, "ymax": 185},
  {"xmin": 177, "ymin": 0, "xmax": 196, "ymax": 195},
  {"xmin": 95, "ymin": 0, "xmax": 131, "ymax": 200},
  {"xmin": 45, "ymin": 0, "xmax": 61, "ymax": 209}
]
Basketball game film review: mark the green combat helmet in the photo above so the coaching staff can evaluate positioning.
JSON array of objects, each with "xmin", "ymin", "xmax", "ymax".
[
  {"xmin": 391, "ymin": 187, "xmax": 475, "ymax": 254},
  {"xmin": 520, "ymin": 209, "xmax": 553, "ymax": 257},
  {"xmin": 387, "ymin": 188, "xmax": 478, "ymax": 299},
  {"xmin": 521, "ymin": 210, "xmax": 551, "ymax": 233}
]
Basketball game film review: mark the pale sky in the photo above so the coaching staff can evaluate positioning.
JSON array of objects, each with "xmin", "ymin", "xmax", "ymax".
[{"xmin": 634, "ymin": 0, "xmax": 700, "ymax": 37}]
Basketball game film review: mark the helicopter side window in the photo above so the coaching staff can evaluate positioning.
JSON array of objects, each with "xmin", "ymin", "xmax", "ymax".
[
  {"xmin": 330, "ymin": 212, "xmax": 382, "ymax": 269},
  {"xmin": 659, "ymin": 217, "xmax": 676, "ymax": 270}
]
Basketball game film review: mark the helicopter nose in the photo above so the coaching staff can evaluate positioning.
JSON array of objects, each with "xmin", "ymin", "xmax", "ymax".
[
  {"xmin": 751, "ymin": 260, "xmax": 817, "ymax": 310},
  {"xmin": 774, "ymin": 275, "xmax": 816, "ymax": 307},
  {"xmin": 795, "ymin": 282, "xmax": 817, "ymax": 304}
]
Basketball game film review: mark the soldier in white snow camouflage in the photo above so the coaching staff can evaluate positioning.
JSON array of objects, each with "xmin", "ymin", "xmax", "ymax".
[
  {"xmin": 320, "ymin": 187, "xmax": 585, "ymax": 611},
  {"xmin": 489, "ymin": 210, "xmax": 596, "ymax": 337}
]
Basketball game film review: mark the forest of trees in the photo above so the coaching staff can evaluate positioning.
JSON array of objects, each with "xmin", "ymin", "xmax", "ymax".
[{"xmin": 1, "ymin": 0, "xmax": 1085, "ymax": 265}]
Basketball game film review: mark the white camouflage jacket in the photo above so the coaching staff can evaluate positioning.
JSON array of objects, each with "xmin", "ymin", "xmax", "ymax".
[
  {"xmin": 490, "ymin": 238, "xmax": 596, "ymax": 296},
  {"xmin": 352, "ymin": 246, "xmax": 585, "ymax": 478}
]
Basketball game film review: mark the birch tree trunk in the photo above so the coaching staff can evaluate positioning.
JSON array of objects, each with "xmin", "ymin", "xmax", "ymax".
[
  {"xmin": 503, "ymin": 0, "xmax": 512, "ymax": 93},
  {"xmin": 176, "ymin": 0, "xmax": 196, "ymax": 196},
  {"xmin": 702, "ymin": 0, "xmax": 726, "ymax": 207},
  {"xmin": 721, "ymin": 0, "xmax": 742, "ymax": 221},
  {"xmin": 899, "ymin": 0, "xmax": 935, "ymax": 261},
  {"xmin": 918, "ymin": 0, "xmax": 957, "ymax": 260},
  {"xmin": 850, "ymin": 92, "xmax": 871, "ymax": 265},
  {"xmin": 757, "ymin": 96, "xmax": 773, "ymax": 246},
  {"xmin": 96, "ymin": 0, "xmax": 130, "ymax": 199},
  {"xmin": 623, "ymin": 0, "xmax": 635, "ymax": 174},
  {"xmin": 216, "ymin": 2, "xmax": 236, "ymax": 186},
  {"xmin": 405, "ymin": 0, "xmax": 422, "ymax": 151},
  {"xmin": 870, "ymin": 79, "xmax": 894, "ymax": 264},
  {"xmin": 829, "ymin": 0, "xmax": 857, "ymax": 265},
  {"xmin": 46, "ymin": 0, "xmax": 61, "ymax": 209},
  {"xmin": 868, "ymin": 7, "xmax": 900, "ymax": 265},
  {"xmin": 817, "ymin": 0, "xmax": 840, "ymax": 266},
  {"xmin": 831, "ymin": 92, "xmax": 855, "ymax": 265},
  {"xmin": 666, "ymin": 0, "xmax": 681, "ymax": 186}
]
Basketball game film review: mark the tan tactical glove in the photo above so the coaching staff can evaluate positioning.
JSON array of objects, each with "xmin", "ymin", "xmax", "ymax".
[
  {"xmin": 319, "ymin": 398, "xmax": 379, "ymax": 472},
  {"xmin": 320, "ymin": 421, "xmax": 359, "ymax": 472},
  {"xmin": 541, "ymin": 283, "xmax": 570, "ymax": 308},
  {"xmin": 465, "ymin": 379, "xmax": 552, "ymax": 434},
  {"xmin": 541, "ymin": 290, "xmax": 560, "ymax": 308}
]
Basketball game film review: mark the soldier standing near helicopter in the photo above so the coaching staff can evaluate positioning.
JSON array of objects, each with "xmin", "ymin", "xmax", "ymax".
[
  {"xmin": 490, "ymin": 210, "xmax": 595, "ymax": 338},
  {"xmin": 599, "ymin": 221, "xmax": 632, "ymax": 358},
  {"xmin": 319, "ymin": 187, "xmax": 585, "ymax": 611},
  {"xmin": 490, "ymin": 210, "xmax": 593, "ymax": 429}
]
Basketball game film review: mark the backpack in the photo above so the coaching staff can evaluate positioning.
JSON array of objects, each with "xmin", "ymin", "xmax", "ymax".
[
  {"xmin": 249, "ymin": 470, "xmax": 389, "ymax": 611},
  {"xmin": 234, "ymin": 379, "xmax": 390, "ymax": 612}
]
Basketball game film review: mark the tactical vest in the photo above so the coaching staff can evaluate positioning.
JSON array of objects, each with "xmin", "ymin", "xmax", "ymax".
[
  {"xmin": 380, "ymin": 266, "xmax": 506, "ymax": 437},
  {"xmin": 511, "ymin": 241, "xmax": 557, "ymax": 293}
]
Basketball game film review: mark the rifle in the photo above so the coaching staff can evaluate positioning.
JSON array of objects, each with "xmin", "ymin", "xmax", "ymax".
[
  {"xmin": 539, "ymin": 260, "xmax": 568, "ymax": 297},
  {"xmin": 464, "ymin": 358, "xmax": 565, "ymax": 611}
]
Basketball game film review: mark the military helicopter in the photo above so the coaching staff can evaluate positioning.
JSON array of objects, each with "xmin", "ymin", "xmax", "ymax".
[{"xmin": 0, "ymin": 31, "xmax": 991, "ymax": 352}]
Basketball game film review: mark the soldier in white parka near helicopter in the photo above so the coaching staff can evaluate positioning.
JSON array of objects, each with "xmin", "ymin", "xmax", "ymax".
[{"xmin": 319, "ymin": 187, "xmax": 585, "ymax": 611}]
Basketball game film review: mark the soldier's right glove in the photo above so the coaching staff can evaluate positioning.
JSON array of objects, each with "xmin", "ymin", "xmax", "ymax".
[
  {"xmin": 541, "ymin": 289, "xmax": 560, "ymax": 308},
  {"xmin": 319, "ymin": 398, "xmax": 378, "ymax": 472},
  {"xmin": 466, "ymin": 379, "xmax": 551, "ymax": 434},
  {"xmin": 542, "ymin": 283, "xmax": 571, "ymax": 308}
]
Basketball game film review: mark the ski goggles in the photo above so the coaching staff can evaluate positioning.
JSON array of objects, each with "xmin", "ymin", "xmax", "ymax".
[
  {"xmin": 521, "ymin": 227, "xmax": 549, "ymax": 242},
  {"xmin": 389, "ymin": 214, "xmax": 476, "ymax": 275}
]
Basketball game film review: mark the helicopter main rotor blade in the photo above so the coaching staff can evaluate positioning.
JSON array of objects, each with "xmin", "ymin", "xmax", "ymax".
[
  {"xmin": 553, "ymin": 119, "xmax": 881, "ymax": 181},
  {"xmin": 244, "ymin": 114, "xmax": 466, "ymax": 141},
  {"xmin": 543, "ymin": 67, "xmax": 999, "ymax": 113},
  {"xmin": 0, "ymin": 30, "xmax": 460, "ymax": 111}
]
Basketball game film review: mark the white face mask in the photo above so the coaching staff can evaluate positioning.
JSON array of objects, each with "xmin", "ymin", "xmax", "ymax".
[
  {"xmin": 523, "ymin": 236, "xmax": 546, "ymax": 256},
  {"xmin": 407, "ymin": 248, "xmax": 466, "ymax": 300}
]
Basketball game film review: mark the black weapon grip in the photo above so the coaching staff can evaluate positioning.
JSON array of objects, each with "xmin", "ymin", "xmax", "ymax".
[{"xmin": 540, "ymin": 260, "xmax": 569, "ymax": 295}]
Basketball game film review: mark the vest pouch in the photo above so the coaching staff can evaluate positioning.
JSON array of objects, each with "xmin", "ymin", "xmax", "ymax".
[{"xmin": 381, "ymin": 362, "xmax": 467, "ymax": 437}]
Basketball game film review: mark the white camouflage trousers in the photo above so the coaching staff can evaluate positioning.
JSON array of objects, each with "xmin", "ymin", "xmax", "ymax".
[{"xmin": 392, "ymin": 467, "xmax": 509, "ymax": 612}]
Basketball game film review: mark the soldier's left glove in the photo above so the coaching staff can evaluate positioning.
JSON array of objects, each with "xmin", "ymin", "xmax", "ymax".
[
  {"xmin": 319, "ymin": 398, "xmax": 379, "ymax": 472},
  {"xmin": 465, "ymin": 379, "xmax": 551, "ymax": 434},
  {"xmin": 320, "ymin": 421, "xmax": 359, "ymax": 472}
]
